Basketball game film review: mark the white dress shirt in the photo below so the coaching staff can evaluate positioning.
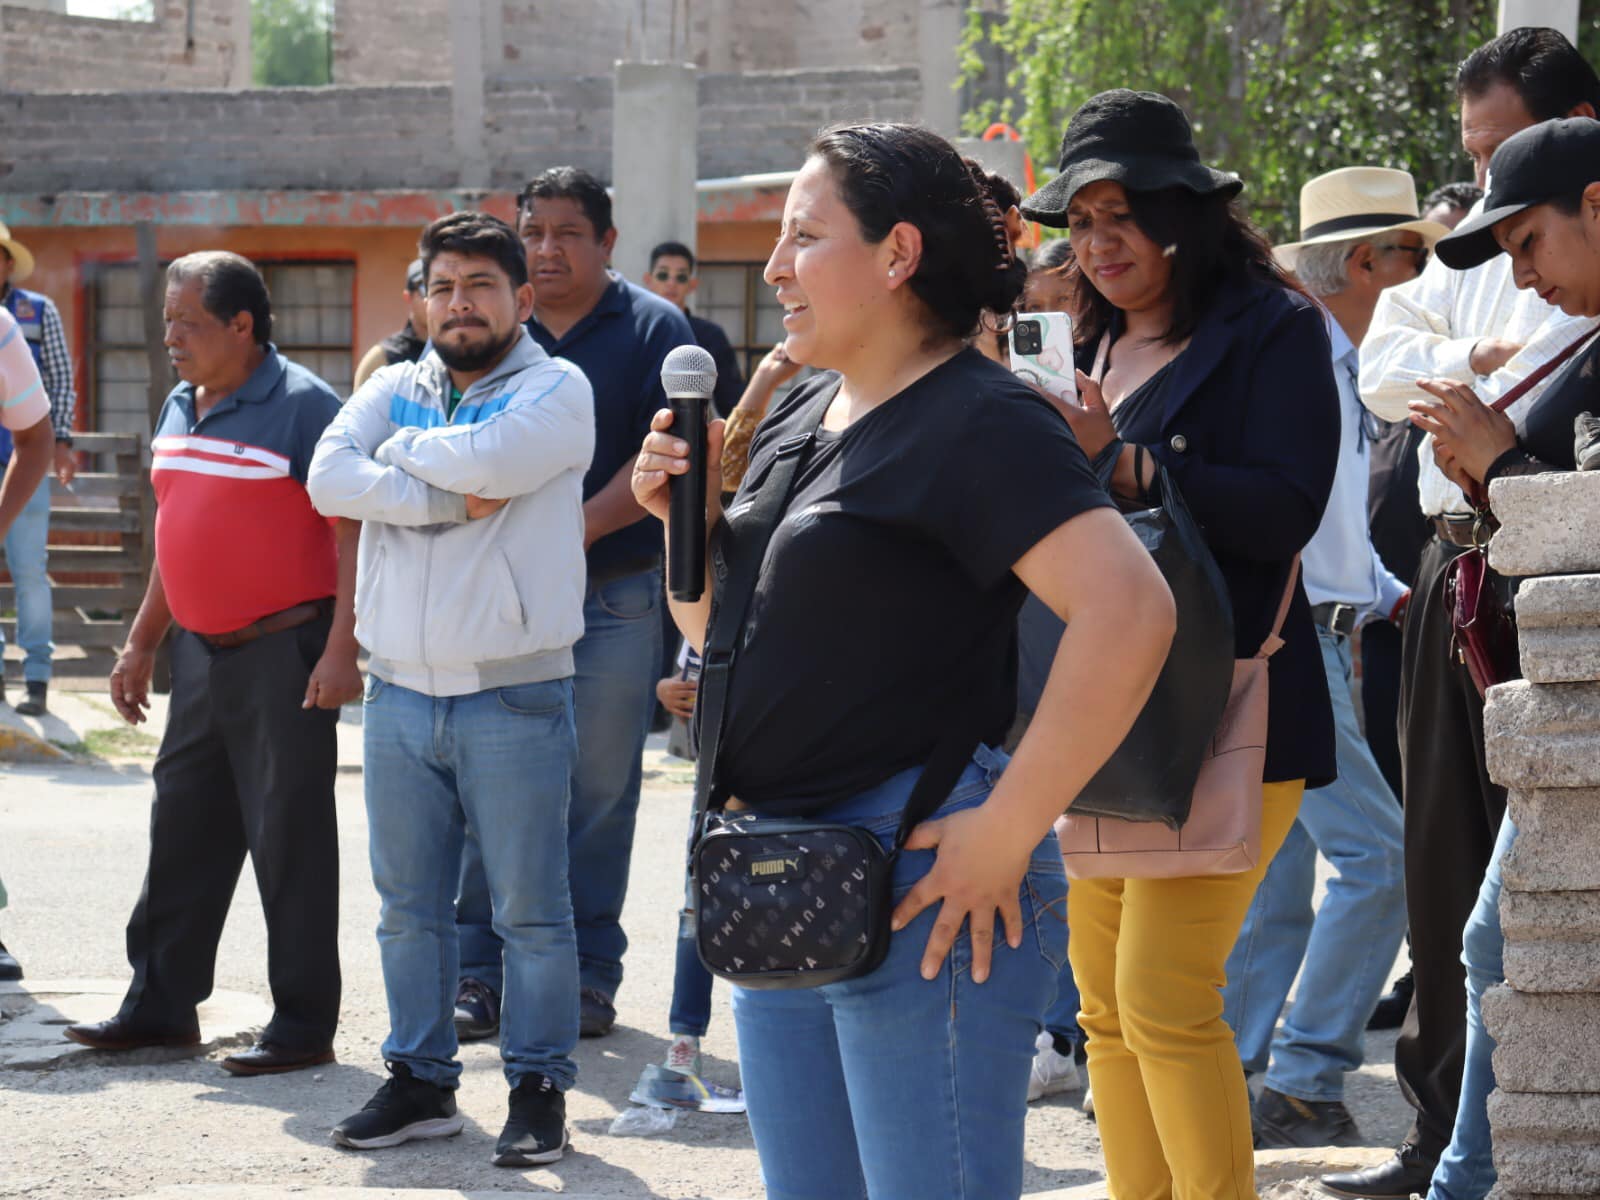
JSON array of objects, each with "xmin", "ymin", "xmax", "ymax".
[
  {"xmin": 1357, "ymin": 200, "xmax": 1587, "ymax": 517},
  {"xmin": 1303, "ymin": 311, "xmax": 1408, "ymax": 621}
]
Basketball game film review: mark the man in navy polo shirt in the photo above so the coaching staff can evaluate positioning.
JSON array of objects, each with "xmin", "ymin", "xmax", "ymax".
[
  {"xmin": 452, "ymin": 167, "xmax": 694, "ymax": 1042},
  {"xmin": 65, "ymin": 251, "xmax": 361, "ymax": 1077}
]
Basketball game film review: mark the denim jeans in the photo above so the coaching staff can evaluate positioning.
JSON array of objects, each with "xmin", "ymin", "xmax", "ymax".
[
  {"xmin": 1427, "ymin": 814, "xmax": 1512, "ymax": 1200},
  {"xmin": 1, "ymin": 475, "xmax": 52, "ymax": 683},
  {"xmin": 1042, "ymin": 886, "xmax": 1082, "ymax": 1048},
  {"xmin": 732, "ymin": 744, "xmax": 1066, "ymax": 1200},
  {"xmin": 669, "ymin": 797, "xmax": 715, "ymax": 1038},
  {"xmin": 1222, "ymin": 628, "xmax": 1406, "ymax": 1101},
  {"xmin": 458, "ymin": 568, "xmax": 662, "ymax": 1000},
  {"xmin": 365, "ymin": 674, "xmax": 580, "ymax": 1090}
]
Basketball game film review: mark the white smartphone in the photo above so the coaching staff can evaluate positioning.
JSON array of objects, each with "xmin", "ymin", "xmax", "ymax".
[{"xmin": 1009, "ymin": 311, "xmax": 1078, "ymax": 406}]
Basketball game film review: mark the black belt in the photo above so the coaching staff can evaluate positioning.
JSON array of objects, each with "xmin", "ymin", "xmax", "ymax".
[
  {"xmin": 200, "ymin": 598, "xmax": 333, "ymax": 650},
  {"xmin": 1311, "ymin": 601, "xmax": 1359, "ymax": 638}
]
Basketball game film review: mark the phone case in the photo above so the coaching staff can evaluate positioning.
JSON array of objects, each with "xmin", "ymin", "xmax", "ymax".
[{"xmin": 1009, "ymin": 311, "xmax": 1078, "ymax": 406}]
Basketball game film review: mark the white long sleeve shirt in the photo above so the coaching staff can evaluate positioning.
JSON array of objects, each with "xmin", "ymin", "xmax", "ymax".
[
  {"xmin": 1303, "ymin": 312, "xmax": 1408, "ymax": 621},
  {"xmin": 1357, "ymin": 201, "xmax": 1587, "ymax": 518}
]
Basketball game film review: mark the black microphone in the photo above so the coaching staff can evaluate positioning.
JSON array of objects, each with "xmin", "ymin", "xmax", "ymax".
[{"xmin": 661, "ymin": 345, "xmax": 717, "ymax": 602}]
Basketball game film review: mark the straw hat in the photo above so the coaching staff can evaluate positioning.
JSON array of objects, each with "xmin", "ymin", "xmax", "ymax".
[
  {"xmin": 0, "ymin": 224, "xmax": 35, "ymax": 284},
  {"xmin": 1276, "ymin": 167, "xmax": 1449, "ymax": 269}
]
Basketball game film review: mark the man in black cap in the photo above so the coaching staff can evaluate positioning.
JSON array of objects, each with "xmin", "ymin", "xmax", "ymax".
[{"xmin": 353, "ymin": 258, "xmax": 429, "ymax": 390}]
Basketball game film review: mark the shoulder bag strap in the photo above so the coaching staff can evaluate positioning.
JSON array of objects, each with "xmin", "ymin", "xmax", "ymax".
[{"xmin": 1256, "ymin": 554, "xmax": 1301, "ymax": 661}]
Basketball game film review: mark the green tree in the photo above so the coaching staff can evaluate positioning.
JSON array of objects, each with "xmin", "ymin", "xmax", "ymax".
[
  {"xmin": 252, "ymin": 0, "xmax": 332, "ymax": 88},
  {"xmin": 961, "ymin": 0, "xmax": 1498, "ymax": 239}
]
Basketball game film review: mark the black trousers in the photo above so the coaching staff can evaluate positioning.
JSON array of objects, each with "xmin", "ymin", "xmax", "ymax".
[
  {"xmin": 1360, "ymin": 618, "xmax": 1406, "ymax": 804},
  {"xmin": 117, "ymin": 619, "xmax": 341, "ymax": 1049},
  {"xmin": 1394, "ymin": 536, "xmax": 1507, "ymax": 1159}
]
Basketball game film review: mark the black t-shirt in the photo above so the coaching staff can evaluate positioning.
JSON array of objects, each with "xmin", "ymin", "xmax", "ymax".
[
  {"xmin": 1518, "ymin": 335, "xmax": 1600, "ymax": 469},
  {"xmin": 711, "ymin": 347, "xmax": 1114, "ymax": 815}
]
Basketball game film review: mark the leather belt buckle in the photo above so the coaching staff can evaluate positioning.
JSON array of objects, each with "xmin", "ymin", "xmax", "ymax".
[{"xmin": 1312, "ymin": 601, "xmax": 1358, "ymax": 637}]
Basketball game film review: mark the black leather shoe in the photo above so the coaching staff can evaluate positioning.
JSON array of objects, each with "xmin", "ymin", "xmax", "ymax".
[
  {"xmin": 64, "ymin": 1015, "xmax": 201, "ymax": 1051},
  {"xmin": 1320, "ymin": 1144, "xmax": 1436, "ymax": 1198},
  {"xmin": 1367, "ymin": 969, "xmax": 1413, "ymax": 1031},
  {"xmin": 14, "ymin": 682, "xmax": 47, "ymax": 717},
  {"xmin": 221, "ymin": 1040, "xmax": 335, "ymax": 1076},
  {"xmin": 0, "ymin": 939, "xmax": 21, "ymax": 981},
  {"xmin": 1254, "ymin": 1086, "xmax": 1363, "ymax": 1148}
]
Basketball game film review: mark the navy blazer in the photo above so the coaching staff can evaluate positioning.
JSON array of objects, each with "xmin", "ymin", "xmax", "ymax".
[{"xmin": 1082, "ymin": 275, "xmax": 1341, "ymax": 787}]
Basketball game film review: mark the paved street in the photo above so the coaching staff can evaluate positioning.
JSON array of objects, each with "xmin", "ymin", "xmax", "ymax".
[{"xmin": 0, "ymin": 714, "xmax": 1409, "ymax": 1198}]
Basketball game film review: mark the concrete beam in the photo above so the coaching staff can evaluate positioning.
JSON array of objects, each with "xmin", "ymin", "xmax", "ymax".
[
  {"xmin": 451, "ymin": 0, "xmax": 491, "ymax": 191},
  {"xmin": 1498, "ymin": 0, "xmax": 1579, "ymax": 40},
  {"xmin": 225, "ymin": 0, "xmax": 252, "ymax": 90},
  {"xmin": 919, "ymin": 0, "xmax": 966, "ymax": 137},
  {"xmin": 611, "ymin": 61, "xmax": 698, "ymax": 286}
]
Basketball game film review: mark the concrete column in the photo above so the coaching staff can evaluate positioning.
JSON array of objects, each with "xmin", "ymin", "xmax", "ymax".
[
  {"xmin": 918, "ymin": 0, "xmax": 966, "ymax": 137},
  {"xmin": 451, "ymin": 0, "xmax": 491, "ymax": 192},
  {"xmin": 611, "ymin": 61, "xmax": 698, "ymax": 286},
  {"xmin": 225, "ymin": 0, "xmax": 252, "ymax": 89},
  {"xmin": 955, "ymin": 136, "xmax": 1027, "ymax": 193},
  {"xmin": 1498, "ymin": 0, "xmax": 1579, "ymax": 40},
  {"xmin": 480, "ymin": 0, "xmax": 504, "ymax": 75}
]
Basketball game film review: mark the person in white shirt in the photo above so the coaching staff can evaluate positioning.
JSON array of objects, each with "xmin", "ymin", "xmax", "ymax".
[
  {"xmin": 1220, "ymin": 167, "xmax": 1443, "ymax": 1150},
  {"xmin": 1326, "ymin": 28, "xmax": 1600, "ymax": 1200}
]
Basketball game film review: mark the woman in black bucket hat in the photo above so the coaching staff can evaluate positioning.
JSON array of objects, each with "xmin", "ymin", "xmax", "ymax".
[{"xmin": 1022, "ymin": 90, "xmax": 1340, "ymax": 1196}]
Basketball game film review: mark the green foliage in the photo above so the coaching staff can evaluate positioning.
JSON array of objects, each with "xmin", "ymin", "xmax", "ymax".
[
  {"xmin": 961, "ymin": 0, "xmax": 1501, "ymax": 239},
  {"xmin": 252, "ymin": 0, "xmax": 332, "ymax": 88}
]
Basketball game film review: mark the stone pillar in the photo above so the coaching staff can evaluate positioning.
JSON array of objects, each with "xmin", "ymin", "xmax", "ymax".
[
  {"xmin": 918, "ymin": 0, "xmax": 966, "ymax": 137},
  {"xmin": 1497, "ymin": 0, "xmax": 1579, "ymax": 40},
  {"xmin": 1482, "ymin": 471, "xmax": 1600, "ymax": 1195},
  {"xmin": 451, "ymin": 0, "xmax": 491, "ymax": 192},
  {"xmin": 224, "ymin": 0, "xmax": 252, "ymax": 90},
  {"xmin": 610, "ymin": 61, "xmax": 698, "ymax": 287}
]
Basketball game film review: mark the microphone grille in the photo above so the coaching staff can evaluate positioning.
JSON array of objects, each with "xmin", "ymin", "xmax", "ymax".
[{"xmin": 661, "ymin": 344, "xmax": 718, "ymax": 396}]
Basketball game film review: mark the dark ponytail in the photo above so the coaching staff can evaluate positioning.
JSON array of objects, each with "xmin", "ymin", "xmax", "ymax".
[{"xmin": 808, "ymin": 123, "xmax": 1027, "ymax": 341}]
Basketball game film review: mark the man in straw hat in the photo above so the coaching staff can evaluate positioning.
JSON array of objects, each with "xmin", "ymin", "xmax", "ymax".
[
  {"xmin": 0, "ymin": 222, "xmax": 76, "ymax": 717},
  {"xmin": 1219, "ymin": 166, "xmax": 1444, "ymax": 1150}
]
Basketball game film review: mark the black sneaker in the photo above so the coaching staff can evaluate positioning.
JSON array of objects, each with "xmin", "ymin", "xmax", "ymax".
[
  {"xmin": 493, "ymin": 1072, "xmax": 568, "ymax": 1167},
  {"xmin": 454, "ymin": 976, "xmax": 500, "ymax": 1042},
  {"xmin": 14, "ymin": 682, "xmax": 46, "ymax": 717},
  {"xmin": 579, "ymin": 986, "xmax": 616, "ymax": 1038},
  {"xmin": 1367, "ymin": 968, "xmax": 1413, "ymax": 1031},
  {"xmin": 0, "ymin": 938, "xmax": 21, "ymax": 982},
  {"xmin": 331, "ymin": 1062, "xmax": 463, "ymax": 1150},
  {"xmin": 1252, "ymin": 1085, "xmax": 1362, "ymax": 1148},
  {"xmin": 1577, "ymin": 412, "xmax": 1600, "ymax": 471}
]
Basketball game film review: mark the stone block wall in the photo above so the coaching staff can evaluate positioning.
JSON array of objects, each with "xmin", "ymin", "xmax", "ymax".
[
  {"xmin": 331, "ymin": 0, "xmax": 452, "ymax": 85},
  {"xmin": 1483, "ymin": 470, "xmax": 1600, "ymax": 1196},
  {"xmin": 0, "ymin": 1, "xmax": 245, "ymax": 91}
]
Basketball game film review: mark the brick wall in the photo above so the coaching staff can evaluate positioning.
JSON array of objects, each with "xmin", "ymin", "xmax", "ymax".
[
  {"xmin": 1, "ymin": 66, "xmax": 923, "ymax": 194},
  {"xmin": 331, "ymin": 0, "xmax": 451, "ymax": 85},
  {"xmin": 0, "ymin": 1, "xmax": 244, "ymax": 92}
]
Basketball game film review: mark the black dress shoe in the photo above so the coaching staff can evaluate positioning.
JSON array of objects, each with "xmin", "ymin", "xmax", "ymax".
[
  {"xmin": 0, "ymin": 939, "xmax": 21, "ymax": 982},
  {"xmin": 1320, "ymin": 1144, "xmax": 1436, "ymax": 1198},
  {"xmin": 1367, "ymin": 968, "xmax": 1413, "ymax": 1031},
  {"xmin": 1254, "ymin": 1086, "xmax": 1363, "ymax": 1148},
  {"xmin": 64, "ymin": 1015, "xmax": 201, "ymax": 1051},
  {"xmin": 221, "ymin": 1040, "xmax": 335, "ymax": 1076},
  {"xmin": 14, "ymin": 682, "xmax": 47, "ymax": 717}
]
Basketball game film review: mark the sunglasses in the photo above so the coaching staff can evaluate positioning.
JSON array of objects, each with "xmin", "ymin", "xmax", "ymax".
[
  {"xmin": 1375, "ymin": 242, "xmax": 1430, "ymax": 269},
  {"xmin": 653, "ymin": 270, "xmax": 692, "ymax": 284}
]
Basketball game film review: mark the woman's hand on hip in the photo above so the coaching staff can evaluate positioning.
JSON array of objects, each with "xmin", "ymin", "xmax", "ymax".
[
  {"xmin": 891, "ymin": 804, "xmax": 1036, "ymax": 984},
  {"xmin": 631, "ymin": 408, "xmax": 726, "ymax": 524}
]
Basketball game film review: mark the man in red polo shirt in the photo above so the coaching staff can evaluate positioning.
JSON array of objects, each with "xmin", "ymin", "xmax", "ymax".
[{"xmin": 64, "ymin": 251, "xmax": 360, "ymax": 1076}]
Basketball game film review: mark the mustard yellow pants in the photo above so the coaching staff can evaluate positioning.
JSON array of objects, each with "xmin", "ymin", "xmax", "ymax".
[{"xmin": 1067, "ymin": 779, "xmax": 1304, "ymax": 1200}]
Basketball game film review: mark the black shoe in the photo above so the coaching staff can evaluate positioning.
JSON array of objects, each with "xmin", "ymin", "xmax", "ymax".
[
  {"xmin": 1577, "ymin": 412, "xmax": 1600, "ymax": 471},
  {"xmin": 579, "ymin": 986, "xmax": 616, "ymax": 1038},
  {"xmin": 1367, "ymin": 969, "xmax": 1413, "ymax": 1031},
  {"xmin": 14, "ymin": 682, "xmax": 47, "ymax": 717},
  {"xmin": 221, "ymin": 1040, "xmax": 335, "ymax": 1076},
  {"xmin": 63, "ymin": 1014, "xmax": 200, "ymax": 1050},
  {"xmin": 494, "ymin": 1072, "xmax": 568, "ymax": 1167},
  {"xmin": 1253, "ymin": 1086, "xmax": 1362, "ymax": 1149},
  {"xmin": 453, "ymin": 976, "xmax": 500, "ymax": 1042},
  {"xmin": 1320, "ymin": 1144, "xmax": 1436, "ymax": 1199},
  {"xmin": 0, "ymin": 939, "xmax": 20, "ymax": 982},
  {"xmin": 331, "ymin": 1062, "xmax": 463, "ymax": 1150}
]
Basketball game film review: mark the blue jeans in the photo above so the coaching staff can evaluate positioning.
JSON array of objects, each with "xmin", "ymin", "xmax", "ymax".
[
  {"xmin": 1222, "ymin": 629, "xmax": 1406, "ymax": 1100},
  {"xmin": 459, "ymin": 568, "xmax": 662, "ymax": 998},
  {"xmin": 1042, "ymin": 887, "xmax": 1082, "ymax": 1048},
  {"xmin": 732, "ymin": 744, "xmax": 1066, "ymax": 1200},
  {"xmin": 670, "ymin": 799, "xmax": 714, "ymax": 1038},
  {"xmin": 1427, "ymin": 814, "xmax": 1512, "ymax": 1200},
  {"xmin": 364, "ymin": 674, "xmax": 580, "ymax": 1090},
  {"xmin": 1, "ymin": 475, "xmax": 52, "ymax": 683}
]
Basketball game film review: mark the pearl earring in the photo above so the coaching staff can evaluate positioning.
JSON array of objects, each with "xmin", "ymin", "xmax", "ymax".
[{"xmin": 888, "ymin": 269, "xmax": 897, "ymax": 278}]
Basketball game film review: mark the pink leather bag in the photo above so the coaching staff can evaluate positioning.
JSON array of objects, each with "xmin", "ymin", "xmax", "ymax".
[{"xmin": 1056, "ymin": 559, "xmax": 1300, "ymax": 880}]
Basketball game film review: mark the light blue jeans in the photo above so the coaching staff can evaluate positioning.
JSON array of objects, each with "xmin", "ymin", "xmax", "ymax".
[
  {"xmin": 1427, "ymin": 814, "xmax": 1512, "ymax": 1200},
  {"xmin": 364, "ymin": 674, "xmax": 579, "ymax": 1090},
  {"xmin": 458, "ymin": 568, "xmax": 662, "ymax": 999},
  {"xmin": 1, "ymin": 475, "xmax": 52, "ymax": 683},
  {"xmin": 1222, "ymin": 628, "xmax": 1407, "ymax": 1101},
  {"xmin": 732, "ymin": 744, "xmax": 1066, "ymax": 1200}
]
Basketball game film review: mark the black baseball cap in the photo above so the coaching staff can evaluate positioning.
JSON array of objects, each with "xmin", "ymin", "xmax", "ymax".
[{"xmin": 1435, "ymin": 117, "xmax": 1600, "ymax": 269}]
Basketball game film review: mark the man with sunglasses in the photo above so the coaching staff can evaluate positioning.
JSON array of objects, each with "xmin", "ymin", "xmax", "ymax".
[
  {"xmin": 1218, "ymin": 167, "xmax": 1446, "ymax": 1150},
  {"xmin": 642, "ymin": 242, "xmax": 744, "ymax": 417}
]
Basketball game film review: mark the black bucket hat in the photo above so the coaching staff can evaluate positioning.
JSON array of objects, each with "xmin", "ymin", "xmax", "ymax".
[{"xmin": 1021, "ymin": 89, "xmax": 1243, "ymax": 228}]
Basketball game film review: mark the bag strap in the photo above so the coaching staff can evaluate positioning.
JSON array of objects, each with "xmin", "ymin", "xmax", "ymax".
[
  {"xmin": 1487, "ymin": 322, "xmax": 1600, "ymax": 415},
  {"xmin": 1256, "ymin": 554, "xmax": 1301, "ymax": 661}
]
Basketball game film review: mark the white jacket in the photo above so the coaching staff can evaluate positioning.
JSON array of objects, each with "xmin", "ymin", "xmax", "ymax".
[{"xmin": 307, "ymin": 330, "xmax": 595, "ymax": 696}]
